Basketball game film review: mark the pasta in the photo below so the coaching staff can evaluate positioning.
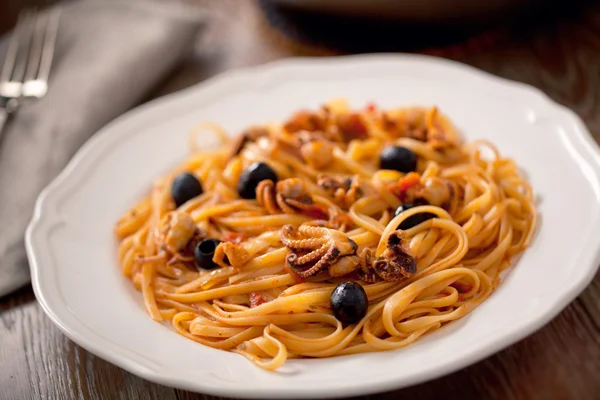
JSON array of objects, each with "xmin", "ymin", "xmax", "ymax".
[{"xmin": 114, "ymin": 99, "xmax": 536, "ymax": 370}]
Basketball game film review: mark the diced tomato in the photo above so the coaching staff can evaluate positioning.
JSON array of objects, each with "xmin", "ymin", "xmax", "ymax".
[
  {"xmin": 366, "ymin": 102, "xmax": 377, "ymax": 112},
  {"xmin": 303, "ymin": 206, "xmax": 329, "ymax": 221},
  {"xmin": 338, "ymin": 113, "xmax": 368, "ymax": 141},
  {"xmin": 284, "ymin": 110, "xmax": 326, "ymax": 133},
  {"xmin": 344, "ymin": 270, "xmax": 361, "ymax": 281},
  {"xmin": 221, "ymin": 232, "xmax": 247, "ymax": 244},
  {"xmin": 388, "ymin": 172, "xmax": 421, "ymax": 201},
  {"xmin": 250, "ymin": 292, "xmax": 266, "ymax": 308},
  {"xmin": 450, "ymin": 283, "xmax": 473, "ymax": 294},
  {"xmin": 382, "ymin": 112, "xmax": 395, "ymax": 130},
  {"xmin": 398, "ymin": 172, "xmax": 421, "ymax": 192}
]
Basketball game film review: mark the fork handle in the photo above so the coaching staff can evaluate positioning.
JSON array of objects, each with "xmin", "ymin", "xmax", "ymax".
[
  {"xmin": 0, "ymin": 99, "xmax": 18, "ymax": 144},
  {"xmin": 0, "ymin": 107, "xmax": 9, "ymax": 143}
]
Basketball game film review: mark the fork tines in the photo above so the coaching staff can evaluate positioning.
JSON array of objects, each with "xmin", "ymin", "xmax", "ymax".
[{"xmin": 0, "ymin": 8, "xmax": 60, "ymax": 100}]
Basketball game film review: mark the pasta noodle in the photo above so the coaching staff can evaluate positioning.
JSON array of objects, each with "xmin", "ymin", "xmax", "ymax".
[{"xmin": 114, "ymin": 99, "xmax": 536, "ymax": 370}]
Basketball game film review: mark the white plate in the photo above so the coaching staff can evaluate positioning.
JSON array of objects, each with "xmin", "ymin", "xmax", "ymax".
[{"xmin": 26, "ymin": 54, "xmax": 600, "ymax": 399}]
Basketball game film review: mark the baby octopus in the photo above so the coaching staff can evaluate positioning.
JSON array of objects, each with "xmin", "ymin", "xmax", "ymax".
[
  {"xmin": 161, "ymin": 212, "xmax": 198, "ymax": 253},
  {"xmin": 213, "ymin": 241, "xmax": 251, "ymax": 268},
  {"xmin": 280, "ymin": 223, "xmax": 359, "ymax": 278},
  {"xmin": 280, "ymin": 224, "xmax": 417, "ymax": 282},
  {"xmin": 317, "ymin": 174, "xmax": 372, "ymax": 209},
  {"xmin": 357, "ymin": 232, "xmax": 417, "ymax": 283},
  {"xmin": 257, "ymin": 178, "xmax": 351, "ymax": 228},
  {"xmin": 257, "ymin": 178, "xmax": 325, "ymax": 217},
  {"xmin": 138, "ymin": 211, "xmax": 205, "ymax": 268}
]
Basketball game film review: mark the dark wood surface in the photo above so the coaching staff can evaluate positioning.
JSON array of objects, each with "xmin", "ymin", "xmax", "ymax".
[{"xmin": 1, "ymin": 1, "xmax": 600, "ymax": 399}]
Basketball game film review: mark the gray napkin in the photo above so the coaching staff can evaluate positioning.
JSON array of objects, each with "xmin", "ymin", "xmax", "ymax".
[{"xmin": 0, "ymin": 0, "xmax": 204, "ymax": 297}]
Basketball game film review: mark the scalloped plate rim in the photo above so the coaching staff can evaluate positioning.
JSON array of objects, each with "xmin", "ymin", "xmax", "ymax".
[{"xmin": 25, "ymin": 54, "xmax": 600, "ymax": 398}]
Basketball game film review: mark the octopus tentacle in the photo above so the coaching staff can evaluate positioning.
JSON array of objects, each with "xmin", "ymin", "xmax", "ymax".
[
  {"xmin": 281, "ymin": 223, "xmax": 358, "ymax": 278},
  {"xmin": 310, "ymin": 247, "xmax": 340, "ymax": 272},
  {"xmin": 297, "ymin": 225, "xmax": 329, "ymax": 238},
  {"xmin": 258, "ymin": 178, "xmax": 332, "ymax": 223},
  {"xmin": 276, "ymin": 194, "xmax": 299, "ymax": 214},
  {"xmin": 294, "ymin": 245, "xmax": 329, "ymax": 265},
  {"xmin": 286, "ymin": 254, "xmax": 321, "ymax": 278},
  {"xmin": 288, "ymin": 246, "xmax": 340, "ymax": 278},
  {"xmin": 256, "ymin": 180, "xmax": 279, "ymax": 214},
  {"xmin": 357, "ymin": 248, "xmax": 381, "ymax": 283},
  {"xmin": 281, "ymin": 237, "xmax": 326, "ymax": 250},
  {"xmin": 317, "ymin": 174, "xmax": 375, "ymax": 209}
]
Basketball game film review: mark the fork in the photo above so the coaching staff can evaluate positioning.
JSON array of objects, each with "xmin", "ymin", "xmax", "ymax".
[{"xmin": 0, "ymin": 9, "xmax": 60, "ymax": 141}]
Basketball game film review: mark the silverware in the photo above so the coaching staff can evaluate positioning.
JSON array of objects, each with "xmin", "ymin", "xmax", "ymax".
[{"xmin": 0, "ymin": 9, "xmax": 60, "ymax": 141}]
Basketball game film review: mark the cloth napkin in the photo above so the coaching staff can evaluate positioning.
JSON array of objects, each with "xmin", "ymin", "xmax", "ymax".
[{"xmin": 0, "ymin": 0, "xmax": 204, "ymax": 297}]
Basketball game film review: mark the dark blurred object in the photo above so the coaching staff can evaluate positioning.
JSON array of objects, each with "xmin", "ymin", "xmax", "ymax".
[
  {"xmin": 259, "ymin": 0, "xmax": 582, "ymax": 53},
  {"xmin": 266, "ymin": 0, "xmax": 536, "ymax": 21},
  {"xmin": 0, "ymin": 0, "xmax": 58, "ymax": 35}
]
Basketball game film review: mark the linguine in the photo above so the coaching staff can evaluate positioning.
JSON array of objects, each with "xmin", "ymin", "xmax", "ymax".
[{"xmin": 114, "ymin": 99, "xmax": 536, "ymax": 370}]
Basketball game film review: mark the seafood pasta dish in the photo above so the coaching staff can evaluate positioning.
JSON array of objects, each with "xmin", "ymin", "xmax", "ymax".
[{"xmin": 114, "ymin": 99, "xmax": 536, "ymax": 370}]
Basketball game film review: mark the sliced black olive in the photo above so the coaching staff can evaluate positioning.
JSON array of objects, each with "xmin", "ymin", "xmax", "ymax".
[
  {"xmin": 379, "ymin": 146, "xmax": 417, "ymax": 173},
  {"xmin": 237, "ymin": 162, "xmax": 278, "ymax": 199},
  {"xmin": 394, "ymin": 202, "xmax": 437, "ymax": 230},
  {"xmin": 194, "ymin": 238, "xmax": 221, "ymax": 270},
  {"xmin": 330, "ymin": 282, "xmax": 368, "ymax": 324},
  {"xmin": 171, "ymin": 172, "xmax": 203, "ymax": 207}
]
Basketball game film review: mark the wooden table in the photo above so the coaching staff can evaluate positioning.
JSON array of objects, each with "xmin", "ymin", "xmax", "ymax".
[{"xmin": 1, "ymin": 1, "xmax": 599, "ymax": 399}]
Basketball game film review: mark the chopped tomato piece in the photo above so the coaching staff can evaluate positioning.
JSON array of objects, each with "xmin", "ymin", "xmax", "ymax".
[
  {"xmin": 302, "ymin": 206, "xmax": 329, "ymax": 221},
  {"xmin": 221, "ymin": 232, "xmax": 247, "ymax": 244},
  {"xmin": 343, "ymin": 270, "xmax": 361, "ymax": 281},
  {"xmin": 398, "ymin": 172, "xmax": 421, "ymax": 192},
  {"xmin": 450, "ymin": 283, "xmax": 473, "ymax": 294},
  {"xmin": 250, "ymin": 292, "xmax": 266, "ymax": 308},
  {"xmin": 283, "ymin": 110, "xmax": 326, "ymax": 133},
  {"xmin": 337, "ymin": 113, "xmax": 368, "ymax": 141},
  {"xmin": 388, "ymin": 172, "xmax": 422, "ymax": 201}
]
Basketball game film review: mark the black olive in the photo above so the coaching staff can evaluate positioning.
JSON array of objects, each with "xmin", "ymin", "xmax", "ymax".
[
  {"xmin": 394, "ymin": 202, "xmax": 437, "ymax": 230},
  {"xmin": 379, "ymin": 146, "xmax": 417, "ymax": 172},
  {"xmin": 171, "ymin": 172, "xmax": 203, "ymax": 207},
  {"xmin": 330, "ymin": 282, "xmax": 368, "ymax": 324},
  {"xmin": 237, "ymin": 162, "xmax": 278, "ymax": 199},
  {"xmin": 194, "ymin": 238, "xmax": 221, "ymax": 269}
]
